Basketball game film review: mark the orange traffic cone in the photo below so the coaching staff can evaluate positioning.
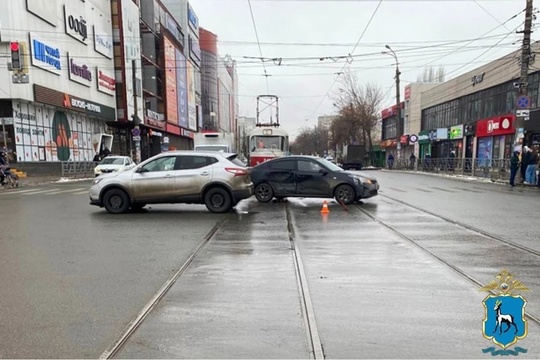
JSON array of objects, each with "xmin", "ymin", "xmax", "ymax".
[{"xmin": 321, "ymin": 200, "xmax": 330, "ymax": 214}]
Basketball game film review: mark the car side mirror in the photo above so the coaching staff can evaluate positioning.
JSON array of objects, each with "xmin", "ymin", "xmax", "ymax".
[{"xmin": 136, "ymin": 167, "xmax": 148, "ymax": 173}]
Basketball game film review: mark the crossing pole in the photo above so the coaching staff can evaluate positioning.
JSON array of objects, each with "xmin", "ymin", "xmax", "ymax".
[{"xmin": 515, "ymin": 0, "xmax": 534, "ymax": 146}]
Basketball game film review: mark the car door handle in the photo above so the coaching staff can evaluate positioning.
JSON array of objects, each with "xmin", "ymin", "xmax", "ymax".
[
  {"xmin": 164, "ymin": 174, "xmax": 172, "ymax": 178},
  {"xmin": 200, "ymin": 171, "xmax": 210, "ymax": 176}
]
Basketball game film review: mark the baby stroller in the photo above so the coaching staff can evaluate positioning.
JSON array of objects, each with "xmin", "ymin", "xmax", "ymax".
[{"xmin": 0, "ymin": 165, "xmax": 19, "ymax": 188}]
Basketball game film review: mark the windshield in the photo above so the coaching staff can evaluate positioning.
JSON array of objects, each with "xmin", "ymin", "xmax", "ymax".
[
  {"xmin": 100, "ymin": 157, "xmax": 125, "ymax": 165},
  {"xmin": 250, "ymin": 136, "xmax": 283, "ymax": 151},
  {"xmin": 316, "ymin": 158, "xmax": 343, "ymax": 172},
  {"xmin": 195, "ymin": 145, "xmax": 229, "ymax": 152}
]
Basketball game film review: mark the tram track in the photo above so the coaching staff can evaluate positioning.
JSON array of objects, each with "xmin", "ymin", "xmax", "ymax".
[
  {"xmin": 285, "ymin": 202, "xmax": 325, "ymax": 360},
  {"xmin": 351, "ymin": 195, "xmax": 540, "ymax": 328},
  {"xmin": 99, "ymin": 217, "xmax": 229, "ymax": 359}
]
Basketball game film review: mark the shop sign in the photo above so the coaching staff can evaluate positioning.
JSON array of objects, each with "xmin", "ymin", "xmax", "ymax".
[
  {"xmin": 13, "ymin": 109, "xmax": 37, "ymax": 122},
  {"xmin": 181, "ymin": 128, "xmax": 195, "ymax": 139},
  {"xmin": 429, "ymin": 130, "xmax": 437, "ymax": 141},
  {"xmin": 33, "ymin": 84, "xmax": 116, "ymax": 120},
  {"xmin": 449, "ymin": 125, "xmax": 463, "ymax": 139},
  {"xmin": 418, "ymin": 131, "xmax": 430, "ymax": 144},
  {"xmin": 68, "ymin": 54, "xmax": 92, "ymax": 86},
  {"xmin": 464, "ymin": 124, "xmax": 475, "ymax": 136},
  {"xmin": 64, "ymin": 4, "xmax": 88, "ymax": 43},
  {"xmin": 189, "ymin": 35, "xmax": 201, "ymax": 64},
  {"xmin": 94, "ymin": 26, "xmax": 113, "ymax": 58},
  {"xmin": 436, "ymin": 128, "xmax": 448, "ymax": 140},
  {"xmin": 404, "ymin": 85, "xmax": 411, "ymax": 100},
  {"xmin": 187, "ymin": 3, "xmax": 199, "ymax": 33},
  {"xmin": 144, "ymin": 109, "xmax": 166, "ymax": 130},
  {"xmin": 381, "ymin": 102, "xmax": 404, "ymax": 120},
  {"xmin": 471, "ymin": 72, "xmax": 485, "ymax": 87},
  {"xmin": 409, "ymin": 134, "xmax": 418, "ymax": 143},
  {"xmin": 148, "ymin": 129, "xmax": 163, "ymax": 137},
  {"xmin": 96, "ymin": 68, "xmax": 116, "ymax": 96},
  {"xmin": 476, "ymin": 115, "xmax": 515, "ymax": 137},
  {"xmin": 30, "ymin": 34, "xmax": 62, "ymax": 75},
  {"xmin": 400, "ymin": 135, "xmax": 409, "ymax": 144}
]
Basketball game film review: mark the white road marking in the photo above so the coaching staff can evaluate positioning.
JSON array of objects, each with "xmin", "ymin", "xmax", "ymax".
[
  {"xmin": 45, "ymin": 188, "xmax": 87, "ymax": 195},
  {"xmin": 21, "ymin": 189, "xmax": 61, "ymax": 195}
]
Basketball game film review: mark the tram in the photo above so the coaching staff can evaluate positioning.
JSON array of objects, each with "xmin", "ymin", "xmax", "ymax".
[{"xmin": 246, "ymin": 95, "xmax": 289, "ymax": 166}]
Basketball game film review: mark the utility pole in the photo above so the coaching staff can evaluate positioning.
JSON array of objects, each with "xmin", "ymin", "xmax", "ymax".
[
  {"xmin": 383, "ymin": 45, "xmax": 402, "ymax": 160},
  {"xmin": 131, "ymin": 59, "xmax": 142, "ymax": 163},
  {"xmin": 516, "ymin": 0, "xmax": 534, "ymax": 146}
]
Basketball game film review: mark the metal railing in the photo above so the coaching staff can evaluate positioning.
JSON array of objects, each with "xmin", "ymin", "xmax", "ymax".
[
  {"xmin": 61, "ymin": 161, "xmax": 99, "ymax": 178},
  {"xmin": 385, "ymin": 157, "xmax": 513, "ymax": 181}
]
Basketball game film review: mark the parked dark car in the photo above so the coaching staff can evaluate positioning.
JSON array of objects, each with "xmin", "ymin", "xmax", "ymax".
[{"xmin": 250, "ymin": 155, "xmax": 379, "ymax": 204}]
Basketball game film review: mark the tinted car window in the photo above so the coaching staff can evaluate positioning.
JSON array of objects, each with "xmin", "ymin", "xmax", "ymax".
[
  {"xmin": 177, "ymin": 156, "xmax": 212, "ymax": 170},
  {"xmin": 298, "ymin": 160, "xmax": 322, "ymax": 172},
  {"xmin": 141, "ymin": 156, "xmax": 176, "ymax": 172},
  {"xmin": 226, "ymin": 155, "xmax": 246, "ymax": 167},
  {"xmin": 270, "ymin": 160, "xmax": 296, "ymax": 171}
]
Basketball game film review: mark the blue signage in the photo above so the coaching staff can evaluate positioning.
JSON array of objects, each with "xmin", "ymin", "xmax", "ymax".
[
  {"xmin": 189, "ymin": 36, "xmax": 201, "ymax": 63},
  {"xmin": 33, "ymin": 39, "xmax": 61, "ymax": 70},
  {"xmin": 187, "ymin": 3, "xmax": 199, "ymax": 33},
  {"xmin": 175, "ymin": 49, "xmax": 189, "ymax": 129},
  {"xmin": 516, "ymin": 95, "xmax": 530, "ymax": 109}
]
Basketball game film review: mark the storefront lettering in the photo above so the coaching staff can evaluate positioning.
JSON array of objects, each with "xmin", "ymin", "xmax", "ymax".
[
  {"xmin": 471, "ymin": 72, "xmax": 485, "ymax": 86},
  {"xmin": 98, "ymin": 71, "xmax": 115, "ymax": 90},
  {"xmin": 16, "ymin": 126, "xmax": 44, "ymax": 136},
  {"xmin": 68, "ymin": 14, "xmax": 88, "ymax": 41},
  {"xmin": 71, "ymin": 98, "xmax": 101, "ymax": 113},
  {"xmin": 13, "ymin": 110, "xmax": 36, "ymax": 121},
  {"xmin": 33, "ymin": 39, "xmax": 61, "ymax": 70},
  {"xmin": 70, "ymin": 58, "xmax": 92, "ymax": 81}
]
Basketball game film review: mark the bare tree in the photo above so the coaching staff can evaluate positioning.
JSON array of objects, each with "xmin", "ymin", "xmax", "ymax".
[
  {"xmin": 331, "ymin": 69, "xmax": 384, "ymax": 165},
  {"xmin": 291, "ymin": 126, "xmax": 328, "ymax": 156},
  {"xmin": 416, "ymin": 65, "xmax": 446, "ymax": 83}
]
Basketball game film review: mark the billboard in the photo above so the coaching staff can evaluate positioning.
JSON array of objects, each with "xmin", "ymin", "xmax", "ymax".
[
  {"xmin": 175, "ymin": 49, "xmax": 189, "ymax": 129},
  {"xmin": 164, "ymin": 36, "xmax": 178, "ymax": 124},
  {"xmin": 186, "ymin": 61, "xmax": 197, "ymax": 131},
  {"xmin": 121, "ymin": 0, "xmax": 143, "ymax": 121}
]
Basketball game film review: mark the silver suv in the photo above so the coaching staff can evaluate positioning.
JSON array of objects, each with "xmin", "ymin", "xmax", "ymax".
[{"xmin": 89, "ymin": 151, "xmax": 253, "ymax": 214}]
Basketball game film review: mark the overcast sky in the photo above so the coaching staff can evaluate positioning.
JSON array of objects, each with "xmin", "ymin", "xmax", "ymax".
[{"xmin": 190, "ymin": 0, "xmax": 527, "ymax": 139}]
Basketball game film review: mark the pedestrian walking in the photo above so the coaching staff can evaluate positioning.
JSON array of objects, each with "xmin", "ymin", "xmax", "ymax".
[
  {"xmin": 524, "ymin": 147, "xmax": 536, "ymax": 184},
  {"xmin": 509, "ymin": 150, "xmax": 520, "ymax": 187},
  {"xmin": 409, "ymin": 153, "xmax": 416, "ymax": 170},
  {"xmin": 387, "ymin": 153, "xmax": 394, "ymax": 170}
]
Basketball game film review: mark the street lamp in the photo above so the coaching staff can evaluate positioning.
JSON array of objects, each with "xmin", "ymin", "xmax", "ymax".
[{"xmin": 382, "ymin": 45, "xmax": 402, "ymax": 160}]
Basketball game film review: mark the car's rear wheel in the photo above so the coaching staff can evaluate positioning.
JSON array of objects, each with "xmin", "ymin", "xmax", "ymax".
[
  {"xmin": 255, "ymin": 183, "xmax": 274, "ymax": 202},
  {"xmin": 334, "ymin": 184, "xmax": 356, "ymax": 205},
  {"xmin": 204, "ymin": 187, "xmax": 232, "ymax": 213},
  {"xmin": 103, "ymin": 189, "xmax": 131, "ymax": 214}
]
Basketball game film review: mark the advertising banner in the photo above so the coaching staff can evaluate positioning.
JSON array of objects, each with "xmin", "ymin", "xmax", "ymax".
[
  {"xmin": 164, "ymin": 37, "xmax": 178, "ymax": 124},
  {"xmin": 186, "ymin": 61, "xmax": 197, "ymax": 131},
  {"xmin": 476, "ymin": 115, "xmax": 515, "ymax": 137},
  {"xmin": 175, "ymin": 48, "xmax": 188, "ymax": 129},
  {"xmin": 121, "ymin": 0, "xmax": 143, "ymax": 120}
]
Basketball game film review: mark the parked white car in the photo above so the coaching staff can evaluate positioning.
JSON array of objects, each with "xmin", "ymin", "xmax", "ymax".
[{"xmin": 94, "ymin": 156, "xmax": 135, "ymax": 177}]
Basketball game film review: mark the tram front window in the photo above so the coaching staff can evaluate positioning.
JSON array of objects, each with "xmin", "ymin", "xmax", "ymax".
[{"xmin": 251, "ymin": 136, "xmax": 282, "ymax": 151}]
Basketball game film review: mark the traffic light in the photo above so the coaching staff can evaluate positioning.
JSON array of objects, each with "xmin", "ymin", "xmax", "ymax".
[{"xmin": 10, "ymin": 42, "xmax": 22, "ymax": 70}]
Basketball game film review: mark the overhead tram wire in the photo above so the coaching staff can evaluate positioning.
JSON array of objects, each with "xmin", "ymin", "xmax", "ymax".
[
  {"xmin": 402, "ymin": 8, "xmax": 525, "ymax": 75},
  {"xmin": 473, "ymin": 0, "xmax": 516, "ymax": 33},
  {"xmin": 305, "ymin": 0, "xmax": 384, "ymax": 122},
  {"xmin": 247, "ymin": 0, "xmax": 270, "ymax": 93}
]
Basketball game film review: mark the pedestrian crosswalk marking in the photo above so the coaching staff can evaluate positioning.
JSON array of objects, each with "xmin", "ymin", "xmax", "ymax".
[
  {"xmin": 0, "ymin": 188, "xmax": 41, "ymax": 195},
  {"xmin": 22, "ymin": 189, "xmax": 61, "ymax": 195},
  {"xmin": 72, "ymin": 191, "xmax": 89, "ymax": 195},
  {"xmin": 45, "ymin": 188, "xmax": 86, "ymax": 195}
]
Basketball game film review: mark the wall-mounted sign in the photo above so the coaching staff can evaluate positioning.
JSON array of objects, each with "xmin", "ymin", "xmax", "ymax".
[
  {"xmin": 189, "ymin": 35, "xmax": 201, "ymax": 63},
  {"xmin": 68, "ymin": 54, "xmax": 92, "ymax": 86},
  {"xmin": 476, "ymin": 115, "xmax": 515, "ymax": 138},
  {"xmin": 33, "ymin": 84, "xmax": 116, "ymax": 120},
  {"xmin": 436, "ymin": 128, "xmax": 448, "ymax": 140},
  {"xmin": 449, "ymin": 124, "xmax": 463, "ymax": 139},
  {"xmin": 64, "ymin": 4, "xmax": 88, "ymax": 44},
  {"xmin": 27, "ymin": 0, "xmax": 57, "ymax": 27},
  {"xmin": 471, "ymin": 72, "xmax": 485, "ymax": 86},
  {"xmin": 94, "ymin": 25, "xmax": 113, "ymax": 58},
  {"xmin": 400, "ymin": 135, "xmax": 409, "ymax": 144},
  {"xmin": 409, "ymin": 134, "xmax": 418, "ymax": 143},
  {"xmin": 404, "ymin": 85, "xmax": 411, "ymax": 100},
  {"xmin": 29, "ymin": 33, "xmax": 62, "ymax": 75},
  {"xmin": 96, "ymin": 68, "xmax": 116, "ymax": 96},
  {"xmin": 187, "ymin": 3, "xmax": 199, "ymax": 34}
]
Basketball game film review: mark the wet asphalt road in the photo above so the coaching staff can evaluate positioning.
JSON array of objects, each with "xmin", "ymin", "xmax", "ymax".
[{"xmin": 0, "ymin": 174, "xmax": 539, "ymax": 358}]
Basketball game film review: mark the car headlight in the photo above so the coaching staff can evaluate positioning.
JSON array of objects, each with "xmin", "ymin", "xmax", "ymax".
[
  {"xmin": 92, "ymin": 178, "xmax": 104, "ymax": 185},
  {"xmin": 352, "ymin": 177, "xmax": 360, "ymax": 185},
  {"xmin": 362, "ymin": 178, "xmax": 373, "ymax": 185},
  {"xmin": 95, "ymin": 168, "xmax": 101, "ymax": 173}
]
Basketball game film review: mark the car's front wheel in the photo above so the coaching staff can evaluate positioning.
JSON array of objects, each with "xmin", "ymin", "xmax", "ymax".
[
  {"xmin": 103, "ymin": 188, "xmax": 131, "ymax": 214},
  {"xmin": 204, "ymin": 187, "xmax": 233, "ymax": 213},
  {"xmin": 254, "ymin": 183, "xmax": 274, "ymax": 202},
  {"xmin": 334, "ymin": 184, "xmax": 356, "ymax": 205}
]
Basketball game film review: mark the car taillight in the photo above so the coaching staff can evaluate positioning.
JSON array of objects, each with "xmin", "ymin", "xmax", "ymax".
[{"xmin": 225, "ymin": 167, "xmax": 248, "ymax": 176}]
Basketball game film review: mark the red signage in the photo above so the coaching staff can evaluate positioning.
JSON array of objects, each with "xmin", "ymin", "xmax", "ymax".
[
  {"xmin": 476, "ymin": 114, "xmax": 515, "ymax": 137},
  {"xmin": 381, "ymin": 102, "xmax": 404, "ymax": 120},
  {"xmin": 400, "ymin": 135, "xmax": 409, "ymax": 144},
  {"xmin": 404, "ymin": 86, "xmax": 411, "ymax": 100}
]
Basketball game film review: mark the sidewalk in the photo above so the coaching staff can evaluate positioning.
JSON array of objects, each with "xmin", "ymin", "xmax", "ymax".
[{"xmin": 383, "ymin": 168, "xmax": 540, "ymax": 188}]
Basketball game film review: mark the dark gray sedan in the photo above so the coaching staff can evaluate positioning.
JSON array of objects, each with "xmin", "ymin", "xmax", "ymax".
[{"xmin": 250, "ymin": 155, "xmax": 379, "ymax": 204}]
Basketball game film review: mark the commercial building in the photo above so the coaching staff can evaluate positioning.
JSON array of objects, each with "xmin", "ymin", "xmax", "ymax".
[
  {"xmin": 199, "ymin": 28, "xmax": 238, "ymax": 133},
  {"xmin": 0, "ymin": 0, "xmax": 116, "ymax": 165},
  {"xmin": 419, "ymin": 42, "xmax": 540, "ymax": 161}
]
